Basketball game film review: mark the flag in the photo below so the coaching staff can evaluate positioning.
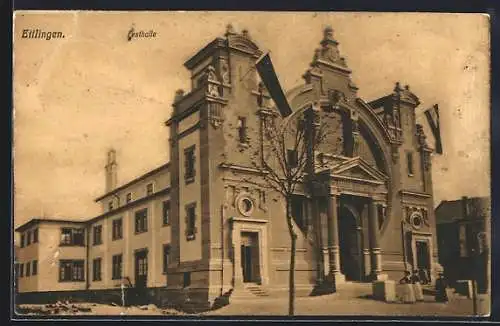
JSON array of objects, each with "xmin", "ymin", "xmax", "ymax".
[
  {"xmin": 424, "ymin": 104, "xmax": 443, "ymax": 154},
  {"xmin": 255, "ymin": 52, "xmax": 293, "ymax": 117}
]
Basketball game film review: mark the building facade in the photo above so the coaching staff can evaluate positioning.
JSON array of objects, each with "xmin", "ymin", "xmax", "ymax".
[
  {"xmin": 15, "ymin": 26, "xmax": 442, "ymax": 309},
  {"xmin": 435, "ymin": 196, "xmax": 491, "ymax": 294}
]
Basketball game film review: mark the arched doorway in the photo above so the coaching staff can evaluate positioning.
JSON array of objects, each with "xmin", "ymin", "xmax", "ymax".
[{"xmin": 338, "ymin": 205, "xmax": 363, "ymax": 281}]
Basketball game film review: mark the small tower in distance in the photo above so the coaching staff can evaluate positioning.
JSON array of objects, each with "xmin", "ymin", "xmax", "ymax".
[{"xmin": 105, "ymin": 148, "xmax": 118, "ymax": 193}]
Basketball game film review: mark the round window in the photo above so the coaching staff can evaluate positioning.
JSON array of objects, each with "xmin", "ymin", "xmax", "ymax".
[
  {"xmin": 410, "ymin": 212, "xmax": 423, "ymax": 229},
  {"xmin": 237, "ymin": 196, "xmax": 254, "ymax": 216},
  {"xmin": 242, "ymin": 198, "xmax": 253, "ymax": 213}
]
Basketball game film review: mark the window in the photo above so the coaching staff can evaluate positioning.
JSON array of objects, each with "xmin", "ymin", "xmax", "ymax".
[
  {"xmin": 19, "ymin": 263, "xmax": 24, "ymax": 277},
  {"xmin": 184, "ymin": 145, "xmax": 196, "ymax": 183},
  {"xmin": 112, "ymin": 218, "xmax": 123, "ymax": 240},
  {"xmin": 93, "ymin": 258, "xmax": 102, "ymax": 281},
  {"xmin": 108, "ymin": 201, "xmax": 114, "ymax": 211},
  {"xmin": 33, "ymin": 228, "xmax": 38, "ymax": 243},
  {"xmin": 407, "ymin": 152, "xmax": 414, "ymax": 175},
  {"xmin": 162, "ymin": 201, "xmax": 171, "ymax": 225},
  {"xmin": 237, "ymin": 117, "xmax": 248, "ymax": 143},
  {"xmin": 60, "ymin": 228, "xmax": 85, "ymax": 246},
  {"xmin": 183, "ymin": 272, "xmax": 191, "ymax": 288},
  {"xmin": 146, "ymin": 183, "xmax": 154, "ymax": 196},
  {"xmin": 287, "ymin": 149, "xmax": 298, "ymax": 168},
  {"xmin": 126, "ymin": 192, "xmax": 132, "ymax": 204},
  {"xmin": 112, "ymin": 254, "xmax": 122, "ymax": 280},
  {"xmin": 93, "ymin": 225, "xmax": 103, "ymax": 245},
  {"xmin": 26, "ymin": 262, "xmax": 31, "ymax": 276},
  {"xmin": 291, "ymin": 195, "xmax": 307, "ymax": 230},
  {"xmin": 137, "ymin": 252, "xmax": 148, "ymax": 278},
  {"xmin": 27, "ymin": 230, "xmax": 32, "ymax": 246},
  {"xmin": 20, "ymin": 234, "xmax": 25, "ymax": 248},
  {"xmin": 135, "ymin": 208, "xmax": 148, "ymax": 233},
  {"xmin": 32, "ymin": 260, "xmax": 38, "ymax": 276},
  {"xmin": 163, "ymin": 245, "xmax": 171, "ymax": 274},
  {"xmin": 185, "ymin": 203, "xmax": 197, "ymax": 241},
  {"xmin": 59, "ymin": 260, "xmax": 85, "ymax": 282}
]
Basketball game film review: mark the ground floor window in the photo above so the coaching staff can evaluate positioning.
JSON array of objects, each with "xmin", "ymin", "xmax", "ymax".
[
  {"xmin": 59, "ymin": 260, "xmax": 85, "ymax": 282},
  {"xmin": 183, "ymin": 272, "xmax": 191, "ymax": 288},
  {"xmin": 112, "ymin": 254, "xmax": 123, "ymax": 280},
  {"xmin": 93, "ymin": 258, "xmax": 102, "ymax": 281},
  {"xmin": 32, "ymin": 260, "xmax": 38, "ymax": 276}
]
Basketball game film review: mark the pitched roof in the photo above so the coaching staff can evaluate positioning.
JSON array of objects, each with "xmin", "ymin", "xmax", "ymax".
[
  {"xmin": 94, "ymin": 162, "xmax": 170, "ymax": 202},
  {"xmin": 15, "ymin": 218, "xmax": 87, "ymax": 233},
  {"xmin": 435, "ymin": 196, "xmax": 490, "ymax": 225}
]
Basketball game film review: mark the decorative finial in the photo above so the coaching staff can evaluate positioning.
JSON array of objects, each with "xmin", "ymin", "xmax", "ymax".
[
  {"xmin": 258, "ymin": 81, "xmax": 265, "ymax": 93},
  {"xmin": 242, "ymin": 29, "xmax": 250, "ymax": 39},
  {"xmin": 394, "ymin": 82, "xmax": 403, "ymax": 92},
  {"xmin": 225, "ymin": 23, "xmax": 235, "ymax": 35},
  {"xmin": 311, "ymin": 48, "xmax": 321, "ymax": 66},
  {"xmin": 404, "ymin": 84, "xmax": 410, "ymax": 91},
  {"xmin": 174, "ymin": 89, "xmax": 185, "ymax": 102},
  {"xmin": 324, "ymin": 25, "xmax": 334, "ymax": 39},
  {"xmin": 257, "ymin": 82, "xmax": 265, "ymax": 107}
]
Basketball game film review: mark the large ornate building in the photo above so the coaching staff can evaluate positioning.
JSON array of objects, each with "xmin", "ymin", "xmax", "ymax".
[{"xmin": 15, "ymin": 26, "xmax": 442, "ymax": 310}]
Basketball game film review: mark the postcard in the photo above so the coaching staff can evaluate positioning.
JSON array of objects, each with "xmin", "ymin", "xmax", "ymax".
[{"xmin": 12, "ymin": 11, "xmax": 491, "ymax": 318}]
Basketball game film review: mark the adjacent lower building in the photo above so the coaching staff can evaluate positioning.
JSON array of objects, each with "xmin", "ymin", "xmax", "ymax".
[
  {"xmin": 15, "ymin": 26, "xmax": 444, "ymax": 310},
  {"xmin": 435, "ymin": 196, "xmax": 491, "ymax": 294}
]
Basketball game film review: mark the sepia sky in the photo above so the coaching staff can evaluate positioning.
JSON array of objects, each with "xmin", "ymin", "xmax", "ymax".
[{"xmin": 12, "ymin": 11, "xmax": 490, "ymax": 228}]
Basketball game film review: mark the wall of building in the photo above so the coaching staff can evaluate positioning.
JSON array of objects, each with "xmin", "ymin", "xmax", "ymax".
[
  {"xmin": 398, "ymin": 105, "xmax": 425, "ymax": 194},
  {"xmin": 99, "ymin": 166, "xmax": 170, "ymax": 213},
  {"xmin": 16, "ymin": 224, "xmax": 40, "ymax": 293},
  {"xmin": 36, "ymin": 223, "xmax": 87, "ymax": 293},
  {"xmin": 89, "ymin": 193, "xmax": 171, "ymax": 290},
  {"xmin": 178, "ymin": 116, "xmax": 202, "ymax": 263}
]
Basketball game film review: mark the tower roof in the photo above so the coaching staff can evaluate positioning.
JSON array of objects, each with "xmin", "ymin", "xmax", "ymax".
[
  {"xmin": 184, "ymin": 25, "xmax": 262, "ymax": 71},
  {"xmin": 310, "ymin": 26, "xmax": 350, "ymax": 71}
]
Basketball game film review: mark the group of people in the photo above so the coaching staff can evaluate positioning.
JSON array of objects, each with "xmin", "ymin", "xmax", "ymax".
[
  {"xmin": 399, "ymin": 269, "xmax": 430, "ymax": 285},
  {"xmin": 399, "ymin": 269, "xmax": 449, "ymax": 303}
]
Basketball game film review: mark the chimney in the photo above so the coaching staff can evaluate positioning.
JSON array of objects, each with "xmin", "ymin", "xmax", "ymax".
[
  {"xmin": 105, "ymin": 149, "xmax": 118, "ymax": 192},
  {"xmin": 461, "ymin": 196, "xmax": 469, "ymax": 219}
]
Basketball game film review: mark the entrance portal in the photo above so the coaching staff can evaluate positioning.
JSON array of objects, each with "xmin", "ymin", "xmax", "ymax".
[
  {"xmin": 240, "ymin": 232, "xmax": 260, "ymax": 283},
  {"xmin": 338, "ymin": 206, "xmax": 363, "ymax": 281},
  {"xmin": 134, "ymin": 249, "xmax": 148, "ymax": 288},
  {"xmin": 416, "ymin": 240, "xmax": 431, "ymax": 273}
]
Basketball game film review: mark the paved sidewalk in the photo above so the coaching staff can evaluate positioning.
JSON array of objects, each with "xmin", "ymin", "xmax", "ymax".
[{"xmin": 203, "ymin": 293, "xmax": 490, "ymax": 317}]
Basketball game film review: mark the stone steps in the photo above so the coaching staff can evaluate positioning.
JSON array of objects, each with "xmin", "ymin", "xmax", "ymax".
[
  {"xmin": 229, "ymin": 284, "xmax": 273, "ymax": 300},
  {"xmin": 245, "ymin": 286, "xmax": 271, "ymax": 297}
]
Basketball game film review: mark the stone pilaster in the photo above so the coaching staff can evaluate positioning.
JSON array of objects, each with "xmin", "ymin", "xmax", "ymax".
[
  {"xmin": 327, "ymin": 194, "xmax": 345, "ymax": 284},
  {"xmin": 369, "ymin": 199, "xmax": 387, "ymax": 280}
]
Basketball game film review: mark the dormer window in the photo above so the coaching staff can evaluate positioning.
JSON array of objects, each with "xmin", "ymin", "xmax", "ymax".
[
  {"xmin": 146, "ymin": 183, "xmax": 154, "ymax": 196},
  {"xmin": 237, "ymin": 117, "xmax": 248, "ymax": 143}
]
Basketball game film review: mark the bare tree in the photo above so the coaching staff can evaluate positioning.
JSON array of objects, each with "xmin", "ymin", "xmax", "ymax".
[{"xmin": 245, "ymin": 103, "xmax": 330, "ymax": 315}]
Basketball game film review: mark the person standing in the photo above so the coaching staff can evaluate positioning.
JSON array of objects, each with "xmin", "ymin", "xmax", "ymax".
[
  {"xmin": 399, "ymin": 270, "xmax": 412, "ymax": 284},
  {"xmin": 412, "ymin": 270, "xmax": 424, "ymax": 301},
  {"xmin": 419, "ymin": 268, "xmax": 429, "ymax": 285},
  {"xmin": 435, "ymin": 272, "xmax": 449, "ymax": 303}
]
